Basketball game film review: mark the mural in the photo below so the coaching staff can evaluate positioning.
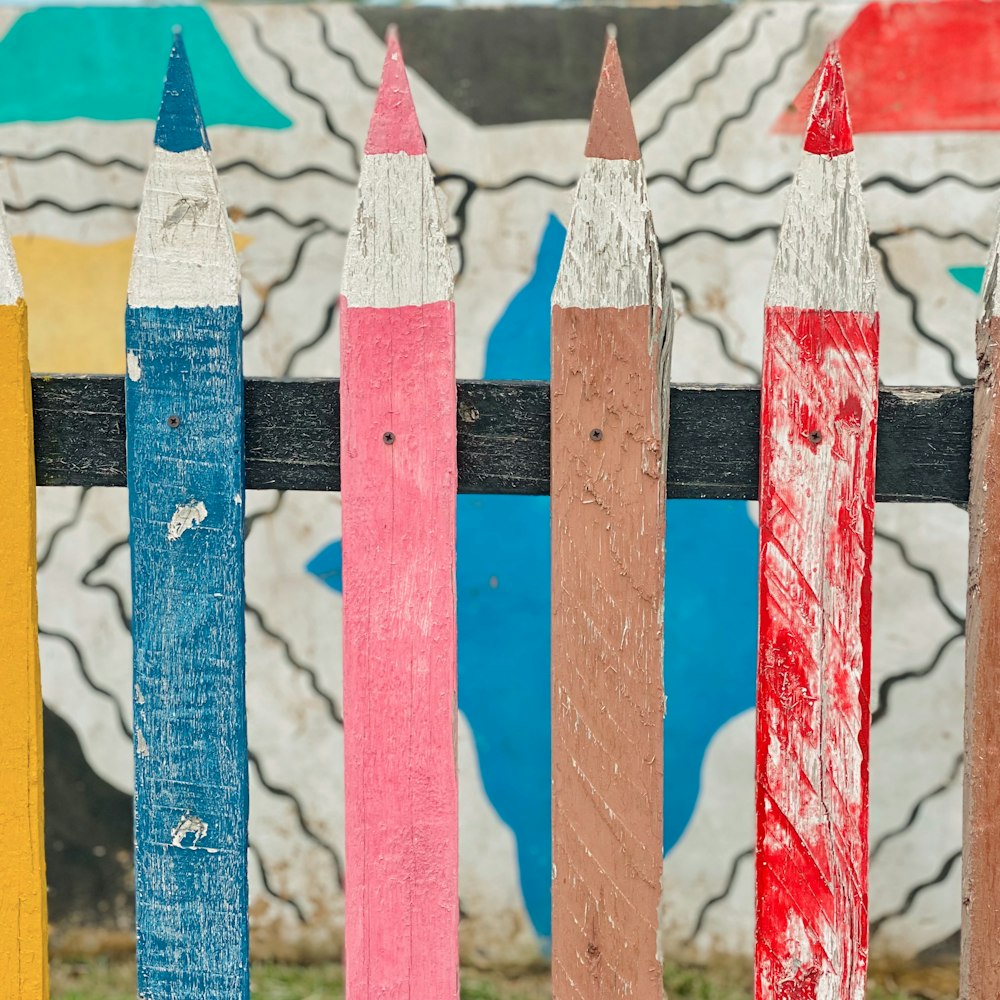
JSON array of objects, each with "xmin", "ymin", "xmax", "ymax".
[{"xmin": 15, "ymin": 0, "xmax": 980, "ymax": 967}]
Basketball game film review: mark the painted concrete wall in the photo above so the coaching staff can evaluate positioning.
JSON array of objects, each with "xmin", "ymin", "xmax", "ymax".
[{"xmin": 8, "ymin": 0, "xmax": 981, "ymax": 966}]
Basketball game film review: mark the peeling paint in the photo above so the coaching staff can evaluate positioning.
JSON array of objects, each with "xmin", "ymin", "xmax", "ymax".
[
  {"xmin": 170, "ymin": 811, "xmax": 209, "ymax": 849},
  {"xmin": 166, "ymin": 500, "xmax": 207, "ymax": 541},
  {"xmin": 126, "ymin": 350, "xmax": 142, "ymax": 382},
  {"xmin": 135, "ymin": 728, "xmax": 149, "ymax": 758}
]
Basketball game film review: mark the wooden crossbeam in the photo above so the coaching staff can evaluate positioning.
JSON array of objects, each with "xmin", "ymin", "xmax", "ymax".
[{"xmin": 30, "ymin": 376, "xmax": 970, "ymax": 502}]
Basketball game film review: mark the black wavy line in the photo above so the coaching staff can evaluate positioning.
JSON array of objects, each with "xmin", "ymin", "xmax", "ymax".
[
  {"xmin": 870, "ymin": 753, "xmax": 962, "ymax": 863},
  {"xmin": 246, "ymin": 602, "xmax": 344, "ymax": 726},
  {"xmin": 872, "ymin": 226, "xmax": 990, "ymax": 249},
  {"xmin": 38, "ymin": 487, "xmax": 89, "ymax": 568},
  {"xmin": 248, "ymin": 749, "xmax": 345, "ymax": 890},
  {"xmin": 283, "ymin": 298, "xmax": 339, "ymax": 376},
  {"xmin": 244, "ymin": 492, "xmax": 286, "ymax": 540},
  {"xmin": 219, "ymin": 158, "xmax": 356, "ymax": 187},
  {"xmin": 865, "ymin": 173, "xmax": 1000, "ymax": 195},
  {"xmin": 249, "ymin": 841, "xmax": 307, "ymax": 924},
  {"xmin": 872, "ymin": 630, "xmax": 964, "ymax": 725},
  {"xmin": 870, "ymin": 849, "xmax": 962, "ymax": 937},
  {"xmin": 435, "ymin": 174, "xmax": 476, "ymax": 279},
  {"xmin": 649, "ymin": 172, "xmax": 791, "ymax": 197},
  {"xmin": 38, "ymin": 626, "xmax": 131, "ymax": 739},
  {"xmin": 244, "ymin": 11, "xmax": 361, "ymax": 173},
  {"xmin": 682, "ymin": 7, "xmax": 819, "ymax": 184},
  {"xmin": 307, "ymin": 5, "xmax": 379, "ymax": 91},
  {"xmin": 236, "ymin": 204, "xmax": 346, "ymax": 235},
  {"xmin": 243, "ymin": 225, "xmax": 330, "ymax": 339},
  {"xmin": 660, "ymin": 224, "xmax": 778, "ymax": 251},
  {"xmin": 80, "ymin": 536, "xmax": 131, "ymax": 632},
  {"xmin": 686, "ymin": 846, "xmax": 753, "ymax": 943},
  {"xmin": 6, "ymin": 197, "xmax": 138, "ymax": 215},
  {"xmin": 871, "ymin": 239, "xmax": 973, "ymax": 387},
  {"xmin": 473, "ymin": 173, "xmax": 577, "ymax": 194},
  {"xmin": 670, "ymin": 278, "xmax": 761, "ymax": 379},
  {"xmin": 3, "ymin": 148, "xmax": 144, "ymax": 171},
  {"xmin": 640, "ymin": 9, "xmax": 769, "ymax": 151},
  {"xmin": 874, "ymin": 527, "xmax": 965, "ymax": 628}
]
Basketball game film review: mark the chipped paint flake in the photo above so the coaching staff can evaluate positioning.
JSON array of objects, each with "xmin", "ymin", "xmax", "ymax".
[
  {"xmin": 171, "ymin": 811, "xmax": 208, "ymax": 849},
  {"xmin": 136, "ymin": 728, "xmax": 149, "ymax": 758},
  {"xmin": 167, "ymin": 500, "xmax": 207, "ymax": 541},
  {"xmin": 126, "ymin": 350, "xmax": 142, "ymax": 382}
]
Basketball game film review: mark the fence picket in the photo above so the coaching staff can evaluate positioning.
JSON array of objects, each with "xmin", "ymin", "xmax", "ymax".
[
  {"xmin": 125, "ymin": 34, "xmax": 248, "ymax": 1000},
  {"xmin": 0, "ymin": 201, "xmax": 47, "ymax": 1000},
  {"xmin": 340, "ymin": 29, "xmax": 459, "ymax": 1000},
  {"xmin": 755, "ymin": 47, "xmax": 878, "ymax": 1000},
  {"xmin": 962, "ymin": 211, "xmax": 1000, "ymax": 1000},
  {"xmin": 550, "ymin": 33, "xmax": 671, "ymax": 1000}
]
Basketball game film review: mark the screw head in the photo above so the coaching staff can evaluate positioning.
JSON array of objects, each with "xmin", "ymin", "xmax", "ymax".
[
  {"xmin": 166, "ymin": 415, "xmax": 181, "ymax": 428},
  {"xmin": 590, "ymin": 428, "xmax": 603, "ymax": 442},
  {"xmin": 383, "ymin": 431, "xmax": 395, "ymax": 445},
  {"xmin": 807, "ymin": 430, "xmax": 822, "ymax": 445}
]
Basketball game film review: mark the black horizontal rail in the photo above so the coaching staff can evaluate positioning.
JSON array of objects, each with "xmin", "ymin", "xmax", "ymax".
[{"xmin": 31, "ymin": 376, "xmax": 972, "ymax": 503}]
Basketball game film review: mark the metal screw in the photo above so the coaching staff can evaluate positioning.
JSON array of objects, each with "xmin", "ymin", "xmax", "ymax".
[
  {"xmin": 808, "ymin": 430, "xmax": 822, "ymax": 444},
  {"xmin": 383, "ymin": 431, "xmax": 395, "ymax": 445},
  {"xmin": 167, "ymin": 415, "xmax": 181, "ymax": 428},
  {"xmin": 590, "ymin": 428, "xmax": 603, "ymax": 442}
]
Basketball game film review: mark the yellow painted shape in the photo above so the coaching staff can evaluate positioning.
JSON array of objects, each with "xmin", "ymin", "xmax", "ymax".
[
  {"xmin": 0, "ymin": 298, "xmax": 48, "ymax": 999},
  {"xmin": 14, "ymin": 233, "xmax": 252, "ymax": 374}
]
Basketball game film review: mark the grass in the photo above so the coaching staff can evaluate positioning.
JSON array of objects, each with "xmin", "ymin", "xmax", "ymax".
[{"xmin": 50, "ymin": 958, "xmax": 956, "ymax": 1000}]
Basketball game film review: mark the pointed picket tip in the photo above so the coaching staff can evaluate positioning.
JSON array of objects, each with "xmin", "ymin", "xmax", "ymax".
[
  {"xmin": 803, "ymin": 44, "xmax": 854, "ymax": 158},
  {"xmin": 584, "ymin": 29, "xmax": 640, "ymax": 161},
  {"xmin": 154, "ymin": 30, "xmax": 210, "ymax": 154},
  {"xmin": 365, "ymin": 26, "xmax": 425, "ymax": 156},
  {"xmin": 0, "ymin": 200, "xmax": 23, "ymax": 305}
]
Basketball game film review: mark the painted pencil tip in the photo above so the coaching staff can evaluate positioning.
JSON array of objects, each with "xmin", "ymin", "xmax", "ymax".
[
  {"xmin": 584, "ymin": 33, "xmax": 639, "ymax": 161},
  {"xmin": 364, "ymin": 27, "xmax": 425, "ymax": 156},
  {"xmin": 803, "ymin": 44, "xmax": 854, "ymax": 158},
  {"xmin": 154, "ymin": 30, "xmax": 210, "ymax": 153}
]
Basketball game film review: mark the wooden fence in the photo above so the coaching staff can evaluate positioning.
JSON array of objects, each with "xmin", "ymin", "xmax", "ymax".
[{"xmin": 0, "ymin": 24, "xmax": 993, "ymax": 1000}]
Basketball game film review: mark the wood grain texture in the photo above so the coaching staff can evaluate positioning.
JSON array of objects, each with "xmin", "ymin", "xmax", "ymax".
[
  {"xmin": 755, "ymin": 47, "xmax": 878, "ymax": 1000},
  {"xmin": 962, "ymin": 245, "xmax": 1000, "ymax": 1000},
  {"xmin": 126, "ymin": 34, "xmax": 248, "ymax": 1000},
  {"xmin": 340, "ymin": 30, "xmax": 458, "ymax": 1000},
  {"xmin": 0, "ymin": 295, "xmax": 49, "ymax": 1000},
  {"xmin": 29, "ymin": 377, "xmax": 973, "ymax": 502},
  {"xmin": 551, "ymin": 36, "xmax": 670, "ymax": 1000}
]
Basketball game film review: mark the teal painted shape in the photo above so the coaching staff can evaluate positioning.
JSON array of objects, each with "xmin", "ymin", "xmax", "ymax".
[
  {"xmin": 950, "ymin": 266, "xmax": 986, "ymax": 295},
  {"xmin": 0, "ymin": 7, "xmax": 290, "ymax": 129}
]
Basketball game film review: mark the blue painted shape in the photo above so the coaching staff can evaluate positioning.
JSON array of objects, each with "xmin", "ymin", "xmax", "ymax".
[
  {"xmin": 126, "ymin": 305, "xmax": 248, "ymax": 1000},
  {"xmin": 0, "ymin": 7, "xmax": 290, "ymax": 129},
  {"xmin": 156, "ymin": 33, "xmax": 210, "ymax": 153},
  {"xmin": 950, "ymin": 265, "xmax": 986, "ymax": 295},
  {"xmin": 309, "ymin": 214, "xmax": 759, "ymax": 942},
  {"xmin": 306, "ymin": 539, "xmax": 342, "ymax": 591}
]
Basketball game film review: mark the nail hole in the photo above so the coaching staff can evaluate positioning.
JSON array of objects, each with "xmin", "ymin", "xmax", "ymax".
[
  {"xmin": 808, "ymin": 430, "xmax": 822, "ymax": 444},
  {"xmin": 383, "ymin": 431, "xmax": 395, "ymax": 445},
  {"xmin": 590, "ymin": 428, "xmax": 603, "ymax": 442},
  {"xmin": 166, "ymin": 415, "xmax": 181, "ymax": 428}
]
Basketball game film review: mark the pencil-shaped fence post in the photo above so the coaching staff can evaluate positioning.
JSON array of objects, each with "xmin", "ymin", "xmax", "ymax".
[
  {"xmin": 340, "ymin": 29, "xmax": 458, "ymax": 1000},
  {"xmin": 550, "ymin": 33, "xmax": 671, "ymax": 1000},
  {"xmin": 126, "ymin": 34, "xmax": 248, "ymax": 1000},
  {"xmin": 0, "ymin": 204, "xmax": 48, "ymax": 1000},
  {"xmin": 963, "ymin": 212, "xmax": 1000, "ymax": 1000},
  {"xmin": 755, "ymin": 47, "xmax": 878, "ymax": 1000}
]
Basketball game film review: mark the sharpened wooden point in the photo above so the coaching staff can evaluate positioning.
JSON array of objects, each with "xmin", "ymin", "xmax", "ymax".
[
  {"xmin": 584, "ymin": 32, "xmax": 639, "ymax": 161},
  {"xmin": 803, "ymin": 43, "xmax": 854, "ymax": 158},
  {"xmin": 365, "ymin": 24, "xmax": 425, "ymax": 156}
]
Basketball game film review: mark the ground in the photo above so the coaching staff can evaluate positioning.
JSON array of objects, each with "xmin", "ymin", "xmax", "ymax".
[{"xmin": 50, "ymin": 958, "xmax": 958, "ymax": 999}]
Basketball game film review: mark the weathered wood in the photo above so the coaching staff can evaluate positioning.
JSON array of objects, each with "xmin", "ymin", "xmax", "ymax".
[
  {"xmin": 0, "ymin": 202, "xmax": 48, "ymax": 1000},
  {"xmin": 29, "ymin": 376, "xmax": 970, "ymax": 501},
  {"xmin": 963, "ymin": 218, "xmax": 1000, "ymax": 1000},
  {"xmin": 340, "ymin": 29, "xmax": 459, "ymax": 1000},
  {"xmin": 550, "ymin": 35, "xmax": 670, "ymax": 1000},
  {"xmin": 125, "ymin": 35, "xmax": 248, "ymax": 1000},
  {"xmin": 755, "ymin": 48, "xmax": 878, "ymax": 1000}
]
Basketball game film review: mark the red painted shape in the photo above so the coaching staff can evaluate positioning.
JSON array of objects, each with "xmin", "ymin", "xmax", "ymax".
[
  {"xmin": 365, "ymin": 27, "xmax": 426, "ymax": 156},
  {"xmin": 756, "ymin": 306, "xmax": 878, "ymax": 1000},
  {"xmin": 340, "ymin": 299, "xmax": 457, "ymax": 1000},
  {"xmin": 777, "ymin": 2, "xmax": 1000, "ymax": 136},
  {"xmin": 803, "ymin": 46, "xmax": 853, "ymax": 157}
]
